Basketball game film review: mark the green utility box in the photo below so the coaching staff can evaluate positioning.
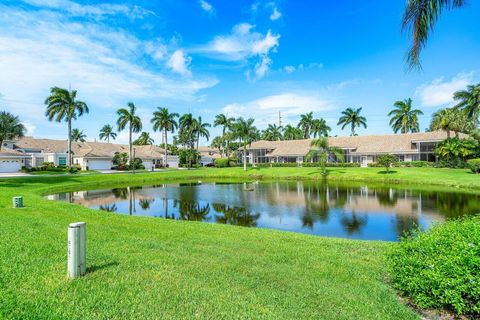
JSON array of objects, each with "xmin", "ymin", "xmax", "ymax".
[{"xmin": 12, "ymin": 196, "xmax": 23, "ymax": 208}]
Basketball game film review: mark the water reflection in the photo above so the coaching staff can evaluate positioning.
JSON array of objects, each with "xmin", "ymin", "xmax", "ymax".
[{"xmin": 47, "ymin": 181, "xmax": 480, "ymax": 241}]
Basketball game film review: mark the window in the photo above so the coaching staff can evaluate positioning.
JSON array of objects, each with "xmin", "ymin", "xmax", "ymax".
[{"xmin": 58, "ymin": 157, "xmax": 67, "ymax": 166}]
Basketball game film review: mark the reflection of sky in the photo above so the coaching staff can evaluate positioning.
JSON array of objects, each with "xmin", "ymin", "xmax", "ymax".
[{"xmin": 51, "ymin": 182, "xmax": 480, "ymax": 242}]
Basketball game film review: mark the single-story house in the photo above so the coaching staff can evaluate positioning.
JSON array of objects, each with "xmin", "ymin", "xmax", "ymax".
[
  {"xmin": 0, "ymin": 150, "xmax": 28, "ymax": 173},
  {"xmin": 243, "ymin": 131, "xmax": 460, "ymax": 167},
  {"xmin": 1, "ymin": 136, "xmax": 178, "ymax": 172},
  {"xmin": 197, "ymin": 146, "xmax": 222, "ymax": 166}
]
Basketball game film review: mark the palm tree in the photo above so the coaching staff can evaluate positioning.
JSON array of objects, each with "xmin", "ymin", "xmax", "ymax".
[
  {"xmin": 430, "ymin": 108, "xmax": 471, "ymax": 138},
  {"xmin": 402, "ymin": 0, "xmax": 465, "ymax": 70},
  {"xmin": 298, "ymin": 112, "xmax": 314, "ymax": 139},
  {"xmin": 99, "ymin": 124, "xmax": 117, "ymax": 143},
  {"xmin": 134, "ymin": 132, "xmax": 154, "ymax": 145},
  {"xmin": 151, "ymin": 107, "xmax": 179, "ymax": 167},
  {"xmin": 72, "ymin": 128, "xmax": 86, "ymax": 142},
  {"xmin": 233, "ymin": 117, "xmax": 257, "ymax": 171},
  {"xmin": 306, "ymin": 137, "xmax": 344, "ymax": 175},
  {"xmin": 388, "ymin": 98, "xmax": 423, "ymax": 133},
  {"xmin": 283, "ymin": 124, "xmax": 303, "ymax": 140},
  {"xmin": 213, "ymin": 113, "xmax": 235, "ymax": 156},
  {"xmin": 117, "ymin": 102, "xmax": 142, "ymax": 165},
  {"xmin": 0, "ymin": 111, "xmax": 26, "ymax": 150},
  {"xmin": 45, "ymin": 87, "xmax": 89, "ymax": 167},
  {"xmin": 454, "ymin": 84, "xmax": 480, "ymax": 128},
  {"xmin": 337, "ymin": 107, "xmax": 367, "ymax": 136},
  {"xmin": 211, "ymin": 136, "xmax": 225, "ymax": 157},
  {"xmin": 262, "ymin": 124, "xmax": 283, "ymax": 141},
  {"xmin": 192, "ymin": 116, "xmax": 211, "ymax": 150},
  {"xmin": 178, "ymin": 113, "xmax": 195, "ymax": 149},
  {"xmin": 311, "ymin": 118, "xmax": 331, "ymax": 137}
]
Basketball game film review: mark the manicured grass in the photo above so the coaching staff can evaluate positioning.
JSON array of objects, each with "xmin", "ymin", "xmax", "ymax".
[{"xmin": 2, "ymin": 166, "xmax": 476, "ymax": 319}]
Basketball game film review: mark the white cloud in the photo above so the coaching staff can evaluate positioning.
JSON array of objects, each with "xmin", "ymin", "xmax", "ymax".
[
  {"xmin": 416, "ymin": 72, "xmax": 474, "ymax": 107},
  {"xmin": 284, "ymin": 65, "xmax": 295, "ymax": 74},
  {"xmin": 22, "ymin": 121, "xmax": 37, "ymax": 135},
  {"xmin": 21, "ymin": 0, "xmax": 154, "ymax": 19},
  {"xmin": 167, "ymin": 50, "xmax": 192, "ymax": 77},
  {"xmin": 0, "ymin": 3, "xmax": 218, "ymax": 139},
  {"xmin": 270, "ymin": 7, "xmax": 282, "ymax": 21},
  {"xmin": 221, "ymin": 92, "xmax": 335, "ymax": 127},
  {"xmin": 199, "ymin": 23, "xmax": 280, "ymax": 79},
  {"xmin": 199, "ymin": 0, "xmax": 215, "ymax": 14}
]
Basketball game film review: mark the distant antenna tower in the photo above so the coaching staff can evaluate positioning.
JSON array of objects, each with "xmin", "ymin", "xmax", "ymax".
[{"xmin": 278, "ymin": 111, "xmax": 282, "ymax": 127}]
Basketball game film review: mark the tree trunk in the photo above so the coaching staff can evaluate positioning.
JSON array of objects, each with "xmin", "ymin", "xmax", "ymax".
[
  {"xmin": 107, "ymin": 136, "xmax": 110, "ymax": 143},
  {"xmin": 129, "ymin": 123, "xmax": 133, "ymax": 165},
  {"xmin": 164, "ymin": 129, "xmax": 168, "ymax": 168},
  {"xmin": 0, "ymin": 139, "xmax": 3, "ymax": 151},
  {"xmin": 67, "ymin": 119, "xmax": 72, "ymax": 168},
  {"xmin": 243, "ymin": 143, "xmax": 247, "ymax": 171}
]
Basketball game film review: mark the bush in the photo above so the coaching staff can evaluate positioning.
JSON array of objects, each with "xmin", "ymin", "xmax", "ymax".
[
  {"xmin": 214, "ymin": 158, "xmax": 236, "ymax": 168},
  {"xmin": 377, "ymin": 154, "xmax": 398, "ymax": 172},
  {"xmin": 468, "ymin": 159, "xmax": 480, "ymax": 174},
  {"xmin": 400, "ymin": 161, "xmax": 433, "ymax": 168},
  {"xmin": 434, "ymin": 158, "xmax": 469, "ymax": 169},
  {"xmin": 388, "ymin": 216, "xmax": 480, "ymax": 315}
]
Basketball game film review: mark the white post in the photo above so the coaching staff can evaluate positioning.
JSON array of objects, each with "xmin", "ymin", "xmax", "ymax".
[{"xmin": 68, "ymin": 222, "xmax": 86, "ymax": 279}]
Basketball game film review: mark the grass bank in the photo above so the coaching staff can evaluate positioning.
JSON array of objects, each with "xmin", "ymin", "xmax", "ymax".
[{"xmin": 2, "ymin": 167, "xmax": 477, "ymax": 319}]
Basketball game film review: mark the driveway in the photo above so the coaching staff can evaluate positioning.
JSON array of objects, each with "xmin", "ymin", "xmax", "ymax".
[{"xmin": 0, "ymin": 172, "xmax": 31, "ymax": 178}]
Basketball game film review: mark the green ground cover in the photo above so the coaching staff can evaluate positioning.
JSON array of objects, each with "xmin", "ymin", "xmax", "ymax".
[{"xmin": 1, "ymin": 167, "xmax": 478, "ymax": 319}]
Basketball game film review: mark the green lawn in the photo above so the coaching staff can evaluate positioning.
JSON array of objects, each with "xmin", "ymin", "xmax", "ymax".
[{"xmin": 1, "ymin": 167, "xmax": 477, "ymax": 319}]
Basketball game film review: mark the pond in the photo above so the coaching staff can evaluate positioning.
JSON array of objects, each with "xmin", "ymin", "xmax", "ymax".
[{"xmin": 47, "ymin": 181, "xmax": 480, "ymax": 241}]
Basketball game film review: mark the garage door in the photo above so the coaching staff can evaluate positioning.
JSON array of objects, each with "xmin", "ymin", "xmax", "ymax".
[
  {"xmin": 143, "ymin": 161, "xmax": 153, "ymax": 170},
  {"xmin": 0, "ymin": 159, "xmax": 22, "ymax": 173},
  {"xmin": 88, "ymin": 160, "xmax": 111, "ymax": 170}
]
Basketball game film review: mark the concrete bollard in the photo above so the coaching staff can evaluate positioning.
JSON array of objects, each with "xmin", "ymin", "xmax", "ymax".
[
  {"xmin": 67, "ymin": 222, "xmax": 86, "ymax": 279},
  {"xmin": 12, "ymin": 196, "xmax": 23, "ymax": 208}
]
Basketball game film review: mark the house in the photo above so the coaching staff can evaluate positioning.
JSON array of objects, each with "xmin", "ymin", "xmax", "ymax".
[
  {"xmin": 1, "ymin": 136, "xmax": 178, "ymax": 172},
  {"xmin": 0, "ymin": 150, "xmax": 28, "ymax": 173},
  {"xmin": 243, "ymin": 131, "xmax": 458, "ymax": 167},
  {"xmin": 197, "ymin": 146, "xmax": 222, "ymax": 166}
]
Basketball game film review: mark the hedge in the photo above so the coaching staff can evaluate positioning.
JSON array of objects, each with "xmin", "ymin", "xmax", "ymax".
[{"xmin": 467, "ymin": 158, "xmax": 480, "ymax": 174}]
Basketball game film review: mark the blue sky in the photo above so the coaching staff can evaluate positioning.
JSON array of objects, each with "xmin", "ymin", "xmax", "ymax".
[{"xmin": 0, "ymin": 0, "xmax": 479, "ymax": 144}]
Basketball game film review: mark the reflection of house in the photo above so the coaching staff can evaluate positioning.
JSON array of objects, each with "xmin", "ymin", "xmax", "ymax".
[
  {"xmin": 1, "ymin": 136, "xmax": 178, "ymax": 172},
  {"xmin": 242, "ymin": 131, "xmax": 461, "ymax": 167},
  {"xmin": 197, "ymin": 146, "xmax": 221, "ymax": 166}
]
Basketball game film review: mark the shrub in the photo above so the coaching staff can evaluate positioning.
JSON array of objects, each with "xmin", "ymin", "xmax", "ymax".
[
  {"xmin": 214, "ymin": 158, "xmax": 233, "ymax": 168},
  {"xmin": 434, "ymin": 158, "xmax": 469, "ymax": 169},
  {"xmin": 400, "ymin": 161, "xmax": 433, "ymax": 168},
  {"xmin": 388, "ymin": 216, "xmax": 480, "ymax": 315},
  {"xmin": 467, "ymin": 159, "xmax": 480, "ymax": 174},
  {"xmin": 377, "ymin": 154, "xmax": 398, "ymax": 172}
]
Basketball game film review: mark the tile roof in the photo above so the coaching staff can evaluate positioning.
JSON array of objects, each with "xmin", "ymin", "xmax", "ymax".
[
  {"xmin": 12, "ymin": 137, "xmax": 167, "ymax": 159},
  {"xmin": 248, "ymin": 131, "xmax": 462, "ymax": 157}
]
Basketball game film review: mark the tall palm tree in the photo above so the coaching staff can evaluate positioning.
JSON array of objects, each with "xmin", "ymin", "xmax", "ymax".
[
  {"xmin": 192, "ymin": 116, "xmax": 211, "ymax": 150},
  {"xmin": 306, "ymin": 138, "xmax": 344, "ymax": 175},
  {"xmin": 134, "ymin": 132, "xmax": 154, "ymax": 145},
  {"xmin": 337, "ymin": 107, "xmax": 367, "ymax": 136},
  {"xmin": 388, "ymin": 98, "xmax": 423, "ymax": 133},
  {"xmin": 72, "ymin": 128, "xmax": 86, "ymax": 142},
  {"xmin": 298, "ymin": 112, "xmax": 315, "ymax": 139},
  {"xmin": 402, "ymin": 0, "xmax": 465, "ymax": 70},
  {"xmin": 117, "ymin": 102, "xmax": 142, "ymax": 165},
  {"xmin": 214, "ymin": 113, "xmax": 235, "ymax": 156},
  {"xmin": 0, "ymin": 111, "xmax": 26, "ymax": 150},
  {"xmin": 311, "ymin": 118, "xmax": 331, "ymax": 138},
  {"xmin": 179, "ymin": 113, "xmax": 195, "ymax": 149},
  {"xmin": 151, "ymin": 107, "xmax": 179, "ymax": 167},
  {"xmin": 453, "ymin": 83, "xmax": 480, "ymax": 128},
  {"xmin": 283, "ymin": 124, "xmax": 303, "ymax": 140},
  {"xmin": 430, "ymin": 108, "xmax": 472, "ymax": 137},
  {"xmin": 99, "ymin": 124, "xmax": 117, "ymax": 143},
  {"xmin": 45, "ymin": 87, "xmax": 89, "ymax": 167},
  {"xmin": 262, "ymin": 124, "xmax": 283, "ymax": 141},
  {"xmin": 233, "ymin": 117, "xmax": 257, "ymax": 171}
]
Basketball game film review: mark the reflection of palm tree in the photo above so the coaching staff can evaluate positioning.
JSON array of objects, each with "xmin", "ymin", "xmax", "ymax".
[
  {"xmin": 340, "ymin": 212, "xmax": 368, "ymax": 235},
  {"xmin": 376, "ymin": 189, "xmax": 399, "ymax": 207},
  {"xmin": 301, "ymin": 182, "xmax": 331, "ymax": 228},
  {"xmin": 99, "ymin": 204, "xmax": 117, "ymax": 212},
  {"xmin": 139, "ymin": 198, "xmax": 154, "ymax": 210},
  {"xmin": 175, "ymin": 200, "xmax": 210, "ymax": 221},
  {"xmin": 213, "ymin": 203, "xmax": 260, "ymax": 227},
  {"xmin": 112, "ymin": 188, "xmax": 129, "ymax": 199}
]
